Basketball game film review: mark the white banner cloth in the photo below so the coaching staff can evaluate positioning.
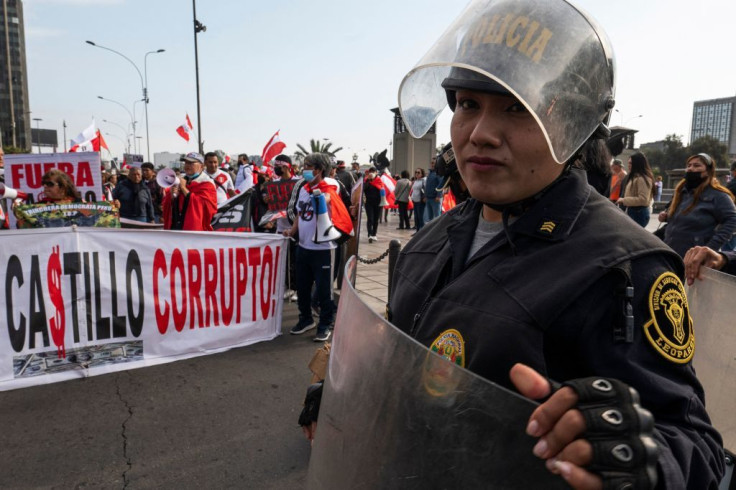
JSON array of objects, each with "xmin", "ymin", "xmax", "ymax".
[{"xmin": 0, "ymin": 228, "xmax": 286, "ymax": 391}]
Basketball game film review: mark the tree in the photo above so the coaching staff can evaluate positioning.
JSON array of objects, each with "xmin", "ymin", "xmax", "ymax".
[
  {"xmin": 295, "ymin": 139, "xmax": 343, "ymax": 158},
  {"xmin": 2, "ymin": 145, "xmax": 30, "ymax": 154},
  {"xmin": 688, "ymin": 135, "xmax": 729, "ymax": 167}
]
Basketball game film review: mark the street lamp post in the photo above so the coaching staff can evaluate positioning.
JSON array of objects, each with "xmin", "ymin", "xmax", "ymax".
[
  {"xmin": 98, "ymin": 95, "xmax": 136, "ymax": 152},
  {"xmin": 32, "ymin": 117, "xmax": 42, "ymax": 153},
  {"xmin": 86, "ymin": 40, "xmax": 164, "ymax": 161},
  {"xmin": 144, "ymin": 49, "xmax": 165, "ymax": 161},
  {"xmin": 103, "ymin": 119, "xmax": 131, "ymax": 153},
  {"xmin": 193, "ymin": 0, "xmax": 206, "ymax": 154}
]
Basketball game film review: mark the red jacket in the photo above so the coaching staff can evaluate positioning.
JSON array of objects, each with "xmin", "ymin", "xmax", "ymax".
[{"xmin": 162, "ymin": 173, "xmax": 218, "ymax": 231}]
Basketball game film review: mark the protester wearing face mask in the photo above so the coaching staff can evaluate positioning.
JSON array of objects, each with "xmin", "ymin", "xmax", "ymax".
[
  {"xmin": 283, "ymin": 153, "xmax": 353, "ymax": 342},
  {"xmin": 162, "ymin": 152, "xmax": 218, "ymax": 231},
  {"xmin": 658, "ymin": 153, "xmax": 736, "ymax": 257}
]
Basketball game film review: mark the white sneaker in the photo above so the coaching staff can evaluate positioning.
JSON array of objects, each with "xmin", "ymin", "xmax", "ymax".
[{"xmin": 368, "ymin": 236, "xmax": 374, "ymax": 243}]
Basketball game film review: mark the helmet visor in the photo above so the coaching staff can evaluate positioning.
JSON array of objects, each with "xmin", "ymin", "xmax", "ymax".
[{"xmin": 398, "ymin": 0, "xmax": 615, "ymax": 164}]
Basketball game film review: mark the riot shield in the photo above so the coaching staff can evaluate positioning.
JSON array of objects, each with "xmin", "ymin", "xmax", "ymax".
[
  {"xmin": 308, "ymin": 257, "xmax": 567, "ymax": 489},
  {"xmin": 688, "ymin": 268, "xmax": 736, "ymax": 452}
]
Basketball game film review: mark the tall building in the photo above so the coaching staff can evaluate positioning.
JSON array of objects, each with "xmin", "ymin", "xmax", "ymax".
[
  {"xmin": 690, "ymin": 96, "xmax": 736, "ymax": 158},
  {"xmin": 0, "ymin": 0, "xmax": 30, "ymax": 150}
]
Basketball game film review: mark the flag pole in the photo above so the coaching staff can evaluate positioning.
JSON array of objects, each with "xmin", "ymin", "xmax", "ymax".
[{"xmin": 192, "ymin": 0, "xmax": 205, "ymax": 154}]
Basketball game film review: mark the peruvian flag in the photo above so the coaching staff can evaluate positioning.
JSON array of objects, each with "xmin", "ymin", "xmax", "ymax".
[
  {"xmin": 380, "ymin": 172, "xmax": 397, "ymax": 208},
  {"xmin": 260, "ymin": 130, "xmax": 286, "ymax": 166},
  {"xmin": 70, "ymin": 120, "xmax": 96, "ymax": 147},
  {"xmin": 69, "ymin": 130, "xmax": 108, "ymax": 153},
  {"xmin": 176, "ymin": 113, "xmax": 194, "ymax": 142}
]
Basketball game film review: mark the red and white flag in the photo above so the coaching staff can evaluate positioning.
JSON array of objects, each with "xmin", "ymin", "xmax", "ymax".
[
  {"xmin": 260, "ymin": 130, "xmax": 286, "ymax": 166},
  {"xmin": 70, "ymin": 120, "xmax": 96, "ymax": 147},
  {"xmin": 380, "ymin": 172, "xmax": 397, "ymax": 207},
  {"xmin": 69, "ymin": 130, "xmax": 108, "ymax": 153},
  {"xmin": 176, "ymin": 113, "xmax": 194, "ymax": 142}
]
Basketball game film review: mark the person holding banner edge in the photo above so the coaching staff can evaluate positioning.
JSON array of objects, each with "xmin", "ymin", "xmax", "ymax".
[{"xmin": 386, "ymin": 0, "xmax": 724, "ymax": 488}]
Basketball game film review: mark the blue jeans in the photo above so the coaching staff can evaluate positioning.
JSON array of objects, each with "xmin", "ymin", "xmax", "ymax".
[
  {"xmin": 626, "ymin": 206, "xmax": 650, "ymax": 228},
  {"xmin": 413, "ymin": 200, "xmax": 425, "ymax": 230},
  {"xmin": 424, "ymin": 198, "xmax": 442, "ymax": 223},
  {"xmin": 296, "ymin": 247, "xmax": 335, "ymax": 330}
]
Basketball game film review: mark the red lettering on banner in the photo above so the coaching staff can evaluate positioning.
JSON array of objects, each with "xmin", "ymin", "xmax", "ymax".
[
  {"xmin": 153, "ymin": 249, "xmax": 170, "ymax": 333},
  {"xmin": 58, "ymin": 162, "xmax": 74, "ymax": 176},
  {"xmin": 170, "ymin": 249, "xmax": 187, "ymax": 332},
  {"xmin": 149, "ymin": 245, "xmax": 283, "ymax": 334},
  {"xmin": 77, "ymin": 162, "xmax": 94, "ymax": 187},
  {"xmin": 187, "ymin": 249, "xmax": 204, "ymax": 329},
  {"xmin": 47, "ymin": 245, "xmax": 66, "ymax": 358},
  {"xmin": 248, "ymin": 248, "xmax": 262, "ymax": 322},
  {"xmin": 260, "ymin": 247, "xmax": 273, "ymax": 320},
  {"xmin": 203, "ymin": 249, "xmax": 219, "ymax": 327},
  {"xmin": 220, "ymin": 248, "xmax": 234, "ymax": 325},
  {"xmin": 235, "ymin": 248, "xmax": 248, "ymax": 323},
  {"xmin": 271, "ymin": 246, "xmax": 280, "ymax": 316},
  {"xmin": 11, "ymin": 161, "xmax": 96, "ymax": 189}
]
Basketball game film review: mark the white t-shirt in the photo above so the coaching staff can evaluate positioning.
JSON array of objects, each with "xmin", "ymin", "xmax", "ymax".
[
  {"xmin": 235, "ymin": 164, "xmax": 255, "ymax": 194},
  {"xmin": 206, "ymin": 169, "xmax": 235, "ymax": 205},
  {"xmin": 296, "ymin": 181, "xmax": 337, "ymax": 251}
]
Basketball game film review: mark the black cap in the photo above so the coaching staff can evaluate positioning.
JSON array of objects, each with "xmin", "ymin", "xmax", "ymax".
[{"xmin": 441, "ymin": 68, "xmax": 510, "ymax": 111}]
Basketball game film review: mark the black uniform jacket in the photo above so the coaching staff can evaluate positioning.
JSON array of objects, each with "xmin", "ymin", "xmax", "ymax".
[{"xmin": 389, "ymin": 168, "xmax": 724, "ymax": 489}]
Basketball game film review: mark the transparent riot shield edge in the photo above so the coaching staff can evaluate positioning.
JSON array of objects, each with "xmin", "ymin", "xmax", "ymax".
[
  {"xmin": 307, "ymin": 257, "xmax": 568, "ymax": 489},
  {"xmin": 688, "ymin": 267, "xmax": 736, "ymax": 452}
]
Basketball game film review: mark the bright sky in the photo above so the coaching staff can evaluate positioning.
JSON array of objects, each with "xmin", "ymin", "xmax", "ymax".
[{"xmin": 23, "ymin": 0, "xmax": 736, "ymax": 163}]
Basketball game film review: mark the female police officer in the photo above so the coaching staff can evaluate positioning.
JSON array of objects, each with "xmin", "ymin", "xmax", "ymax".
[{"xmin": 389, "ymin": 0, "xmax": 724, "ymax": 488}]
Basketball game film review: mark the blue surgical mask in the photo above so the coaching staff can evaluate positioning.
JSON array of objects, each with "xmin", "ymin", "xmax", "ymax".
[{"xmin": 302, "ymin": 170, "xmax": 314, "ymax": 181}]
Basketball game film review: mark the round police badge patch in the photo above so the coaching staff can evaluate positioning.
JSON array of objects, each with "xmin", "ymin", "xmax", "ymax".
[
  {"xmin": 422, "ymin": 329, "xmax": 466, "ymax": 398},
  {"xmin": 430, "ymin": 329, "xmax": 465, "ymax": 367},
  {"xmin": 643, "ymin": 272, "xmax": 695, "ymax": 364}
]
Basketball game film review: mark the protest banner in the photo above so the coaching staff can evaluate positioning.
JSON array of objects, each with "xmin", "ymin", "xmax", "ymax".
[
  {"xmin": 4, "ymin": 152, "xmax": 103, "ymax": 229},
  {"xmin": 0, "ymin": 228, "xmax": 286, "ymax": 391},
  {"xmin": 13, "ymin": 201, "xmax": 120, "ymax": 228},
  {"xmin": 257, "ymin": 180, "xmax": 297, "ymax": 226},
  {"xmin": 212, "ymin": 189, "xmax": 254, "ymax": 232}
]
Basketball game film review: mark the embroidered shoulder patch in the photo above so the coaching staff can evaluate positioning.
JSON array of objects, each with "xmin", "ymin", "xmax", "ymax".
[
  {"xmin": 429, "ymin": 329, "xmax": 465, "ymax": 367},
  {"xmin": 643, "ymin": 272, "xmax": 695, "ymax": 364},
  {"xmin": 538, "ymin": 220, "xmax": 557, "ymax": 235}
]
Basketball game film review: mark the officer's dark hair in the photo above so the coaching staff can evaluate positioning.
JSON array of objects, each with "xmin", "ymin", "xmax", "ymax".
[
  {"xmin": 204, "ymin": 152, "xmax": 218, "ymax": 160},
  {"xmin": 731, "ymin": 161, "xmax": 736, "ymax": 171},
  {"xmin": 569, "ymin": 139, "xmax": 612, "ymax": 196},
  {"xmin": 141, "ymin": 162, "xmax": 154, "ymax": 170},
  {"xmin": 303, "ymin": 153, "xmax": 331, "ymax": 174},
  {"xmin": 401, "ymin": 170, "xmax": 410, "ymax": 178}
]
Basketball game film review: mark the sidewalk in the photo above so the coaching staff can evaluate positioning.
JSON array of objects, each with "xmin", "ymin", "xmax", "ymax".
[{"xmin": 351, "ymin": 210, "xmax": 414, "ymax": 314}]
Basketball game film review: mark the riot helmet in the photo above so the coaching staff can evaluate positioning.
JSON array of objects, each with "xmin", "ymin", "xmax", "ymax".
[{"xmin": 398, "ymin": 0, "xmax": 616, "ymax": 164}]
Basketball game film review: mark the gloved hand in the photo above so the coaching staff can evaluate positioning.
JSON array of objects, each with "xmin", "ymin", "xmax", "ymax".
[{"xmin": 510, "ymin": 364, "xmax": 658, "ymax": 490}]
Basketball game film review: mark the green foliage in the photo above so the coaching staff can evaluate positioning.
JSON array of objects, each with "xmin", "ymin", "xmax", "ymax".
[
  {"xmin": 688, "ymin": 135, "xmax": 729, "ymax": 167},
  {"xmin": 2, "ymin": 145, "xmax": 30, "ymax": 154},
  {"xmin": 640, "ymin": 133, "xmax": 730, "ymax": 172},
  {"xmin": 640, "ymin": 134, "xmax": 687, "ymax": 172},
  {"xmin": 294, "ymin": 139, "xmax": 343, "ymax": 158}
]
